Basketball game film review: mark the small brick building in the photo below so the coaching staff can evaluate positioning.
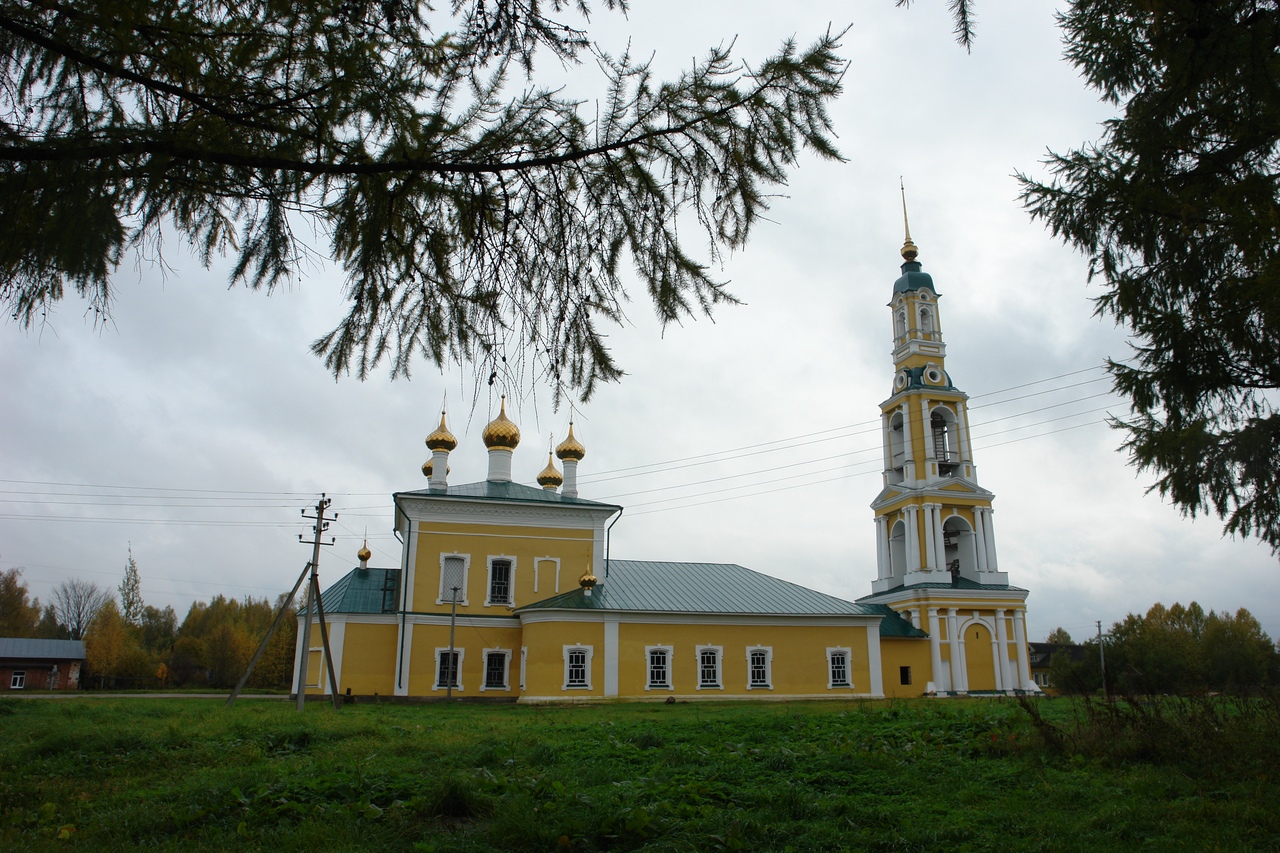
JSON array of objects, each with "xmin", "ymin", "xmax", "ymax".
[{"xmin": 0, "ymin": 638, "xmax": 86, "ymax": 691}]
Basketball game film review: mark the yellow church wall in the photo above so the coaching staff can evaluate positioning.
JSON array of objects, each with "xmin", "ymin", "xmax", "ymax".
[
  {"xmin": 405, "ymin": 620, "xmax": 525, "ymax": 697},
  {"xmin": 521, "ymin": 619, "xmax": 605, "ymax": 699},
  {"xmin": 410, "ymin": 521, "xmax": 594, "ymax": 614},
  {"xmin": 878, "ymin": 638, "xmax": 933, "ymax": 698},
  {"xmin": 339, "ymin": 622, "xmax": 399, "ymax": 696},
  {"xmin": 614, "ymin": 622, "xmax": 873, "ymax": 697}
]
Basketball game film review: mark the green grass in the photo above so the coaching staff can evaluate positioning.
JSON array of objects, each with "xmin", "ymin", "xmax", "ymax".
[{"xmin": 1, "ymin": 696, "xmax": 1277, "ymax": 851}]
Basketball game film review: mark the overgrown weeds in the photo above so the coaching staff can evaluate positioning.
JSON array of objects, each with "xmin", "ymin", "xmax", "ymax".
[{"xmin": 1018, "ymin": 690, "xmax": 1280, "ymax": 776}]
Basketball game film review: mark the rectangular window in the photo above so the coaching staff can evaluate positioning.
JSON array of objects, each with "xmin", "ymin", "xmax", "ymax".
[
  {"xmin": 565, "ymin": 647, "xmax": 589, "ymax": 688},
  {"xmin": 697, "ymin": 646, "xmax": 722, "ymax": 689},
  {"xmin": 748, "ymin": 648, "xmax": 771, "ymax": 689},
  {"xmin": 439, "ymin": 555, "xmax": 468, "ymax": 604},
  {"xmin": 10, "ymin": 671, "xmax": 25, "ymax": 689},
  {"xmin": 436, "ymin": 650, "xmax": 460, "ymax": 689},
  {"xmin": 484, "ymin": 651, "xmax": 508, "ymax": 690},
  {"xmin": 488, "ymin": 558, "xmax": 512, "ymax": 605},
  {"xmin": 647, "ymin": 647, "xmax": 671, "ymax": 689},
  {"xmin": 900, "ymin": 665, "xmax": 912, "ymax": 686},
  {"xmin": 828, "ymin": 649, "xmax": 851, "ymax": 688}
]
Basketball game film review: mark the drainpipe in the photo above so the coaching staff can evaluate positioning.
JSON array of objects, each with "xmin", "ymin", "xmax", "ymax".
[{"xmin": 604, "ymin": 508, "xmax": 624, "ymax": 577}]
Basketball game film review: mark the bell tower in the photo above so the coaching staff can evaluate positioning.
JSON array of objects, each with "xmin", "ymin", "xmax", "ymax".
[
  {"xmin": 862, "ymin": 192, "xmax": 1032, "ymax": 695},
  {"xmin": 871, "ymin": 200, "xmax": 1006, "ymax": 593}
]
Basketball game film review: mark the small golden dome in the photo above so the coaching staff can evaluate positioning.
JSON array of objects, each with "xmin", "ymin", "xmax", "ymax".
[
  {"xmin": 422, "ymin": 460, "xmax": 449, "ymax": 478},
  {"xmin": 357, "ymin": 541, "xmax": 372, "ymax": 562},
  {"xmin": 536, "ymin": 452, "xmax": 563, "ymax": 489},
  {"xmin": 482, "ymin": 397, "xmax": 521, "ymax": 449},
  {"xmin": 901, "ymin": 237, "xmax": 919, "ymax": 263},
  {"xmin": 555, "ymin": 421, "xmax": 586, "ymax": 461},
  {"xmin": 425, "ymin": 411, "xmax": 458, "ymax": 452},
  {"xmin": 578, "ymin": 563, "xmax": 598, "ymax": 590}
]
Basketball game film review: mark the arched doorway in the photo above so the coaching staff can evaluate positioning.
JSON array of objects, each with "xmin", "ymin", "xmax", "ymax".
[{"xmin": 963, "ymin": 622, "xmax": 997, "ymax": 691}]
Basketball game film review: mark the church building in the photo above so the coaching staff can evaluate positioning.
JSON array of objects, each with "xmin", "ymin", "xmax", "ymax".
[{"xmin": 293, "ymin": 229, "xmax": 1035, "ymax": 701}]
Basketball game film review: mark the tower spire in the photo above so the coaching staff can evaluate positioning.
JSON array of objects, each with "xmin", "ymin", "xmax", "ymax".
[{"xmin": 900, "ymin": 178, "xmax": 919, "ymax": 262}]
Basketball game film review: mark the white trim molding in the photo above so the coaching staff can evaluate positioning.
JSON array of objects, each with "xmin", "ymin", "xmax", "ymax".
[
  {"xmin": 644, "ymin": 645, "xmax": 675, "ymax": 691},
  {"xmin": 437, "ymin": 553, "xmax": 471, "ymax": 606},
  {"xmin": 745, "ymin": 645, "xmax": 774, "ymax": 690},
  {"xmin": 432, "ymin": 646, "xmax": 465, "ymax": 692},
  {"xmin": 695, "ymin": 644, "xmax": 724, "ymax": 690},
  {"xmin": 826, "ymin": 646, "xmax": 854, "ymax": 689},
  {"xmin": 562, "ymin": 644, "xmax": 593, "ymax": 690},
  {"xmin": 479, "ymin": 647, "xmax": 512, "ymax": 691},
  {"xmin": 484, "ymin": 555, "xmax": 516, "ymax": 607}
]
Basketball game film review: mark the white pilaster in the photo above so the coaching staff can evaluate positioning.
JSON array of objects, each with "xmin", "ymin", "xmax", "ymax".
[
  {"xmin": 995, "ymin": 609, "xmax": 1012, "ymax": 692},
  {"xmin": 947, "ymin": 608, "xmax": 964, "ymax": 693},
  {"xmin": 927, "ymin": 608, "xmax": 945, "ymax": 692},
  {"xmin": 974, "ymin": 508, "xmax": 990, "ymax": 572},
  {"xmin": 866, "ymin": 622, "xmax": 884, "ymax": 698},
  {"xmin": 875, "ymin": 516, "xmax": 889, "ymax": 579},
  {"xmin": 984, "ymin": 509, "xmax": 999, "ymax": 570},
  {"xmin": 604, "ymin": 618, "xmax": 619, "ymax": 697},
  {"xmin": 1013, "ymin": 610, "xmax": 1031, "ymax": 691},
  {"xmin": 922, "ymin": 504, "xmax": 937, "ymax": 570},
  {"xmin": 905, "ymin": 506, "xmax": 920, "ymax": 570},
  {"xmin": 932, "ymin": 505, "xmax": 946, "ymax": 572}
]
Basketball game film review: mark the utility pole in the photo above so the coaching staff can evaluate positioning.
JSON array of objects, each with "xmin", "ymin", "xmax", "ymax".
[
  {"xmin": 297, "ymin": 495, "xmax": 341, "ymax": 712},
  {"xmin": 1097, "ymin": 620, "xmax": 1108, "ymax": 701},
  {"xmin": 229, "ymin": 495, "xmax": 341, "ymax": 711}
]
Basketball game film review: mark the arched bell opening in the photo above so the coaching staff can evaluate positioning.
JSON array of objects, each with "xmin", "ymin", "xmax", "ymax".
[
  {"xmin": 889, "ymin": 520, "xmax": 907, "ymax": 581},
  {"xmin": 929, "ymin": 406, "xmax": 960, "ymax": 476},
  {"xmin": 942, "ymin": 516, "xmax": 979, "ymax": 582},
  {"xmin": 888, "ymin": 411, "xmax": 906, "ymax": 483}
]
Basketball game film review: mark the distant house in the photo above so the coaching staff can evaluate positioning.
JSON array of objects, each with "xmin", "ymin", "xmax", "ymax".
[
  {"xmin": 1028, "ymin": 642, "xmax": 1085, "ymax": 691},
  {"xmin": 0, "ymin": 639, "xmax": 86, "ymax": 691}
]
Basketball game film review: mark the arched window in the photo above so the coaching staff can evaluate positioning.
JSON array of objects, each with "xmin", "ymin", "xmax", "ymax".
[
  {"xmin": 919, "ymin": 306, "xmax": 934, "ymax": 336},
  {"xmin": 942, "ymin": 516, "xmax": 978, "ymax": 581},
  {"xmin": 888, "ymin": 412, "xmax": 906, "ymax": 481},
  {"xmin": 889, "ymin": 520, "xmax": 907, "ymax": 578},
  {"xmin": 894, "ymin": 310, "xmax": 907, "ymax": 342}
]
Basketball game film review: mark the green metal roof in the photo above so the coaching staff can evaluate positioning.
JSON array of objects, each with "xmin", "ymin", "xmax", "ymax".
[
  {"xmin": 304, "ymin": 568, "xmax": 401, "ymax": 615},
  {"xmin": 893, "ymin": 260, "xmax": 938, "ymax": 295},
  {"xmin": 395, "ymin": 480, "xmax": 620, "ymax": 510},
  {"xmin": 519, "ymin": 560, "xmax": 892, "ymax": 618},
  {"xmin": 858, "ymin": 575, "xmax": 1029, "ymax": 601}
]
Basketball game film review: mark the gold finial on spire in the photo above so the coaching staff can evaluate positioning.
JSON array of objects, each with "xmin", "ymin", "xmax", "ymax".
[
  {"xmin": 900, "ymin": 178, "xmax": 919, "ymax": 262},
  {"xmin": 358, "ymin": 538, "xmax": 372, "ymax": 562},
  {"xmin": 579, "ymin": 561, "xmax": 598, "ymax": 590},
  {"xmin": 426, "ymin": 409, "xmax": 458, "ymax": 451},
  {"xmin": 482, "ymin": 395, "xmax": 521, "ymax": 449}
]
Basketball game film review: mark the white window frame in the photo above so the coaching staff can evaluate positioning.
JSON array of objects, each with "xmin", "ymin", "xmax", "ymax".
[
  {"xmin": 436, "ymin": 553, "xmax": 470, "ymax": 606},
  {"xmin": 696, "ymin": 644, "xmax": 723, "ymax": 690},
  {"xmin": 480, "ymin": 648, "xmax": 511, "ymax": 691},
  {"xmin": 563, "ymin": 645, "xmax": 593, "ymax": 690},
  {"xmin": 10, "ymin": 671, "xmax": 25, "ymax": 689},
  {"xmin": 485, "ymin": 555, "xmax": 516, "ymax": 607},
  {"xmin": 746, "ymin": 645, "xmax": 773, "ymax": 690},
  {"xmin": 645, "ymin": 645, "xmax": 674, "ymax": 691},
  {"xmin": 827, "ymin": 647, "xmax": 853, "ymax": 689},
  {"xmin": 534, "ymin": 556, "xmax": 560, "ymax": 594},
  {"xmin": 433, "ymin": 647, "xmax": 465, "ymax": 691}
]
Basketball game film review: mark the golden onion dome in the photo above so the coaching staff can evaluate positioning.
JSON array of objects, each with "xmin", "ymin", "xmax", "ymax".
[
  {"xmin": 422, "ymin": 459, "xmax": 450, "ymax": 478},
  {"xmin": 578, "ymin": 563, "xmax": 598, "ymax": 590},
  {"xmin": 536, "ymin": 452, "xmax": 563, "ymax": 489},
  {"xmin": 555, "ymin": 421, "xmax": 586, "ymax": 461},
  {"xmin": 425, "ymin": 411, "xmax": 458, "ymax": 452},
  {"xmin": 357, "ymin": 541, "xmax": 372, "ymax": 562},
  {"xmin": 482, "ymin": 397, "xmax": 521, "ymax": 449}
]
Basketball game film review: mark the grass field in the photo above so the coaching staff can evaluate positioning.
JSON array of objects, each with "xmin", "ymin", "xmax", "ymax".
[{"xmin": 2, "ymin": 695, "xmax": 1277, "ymax": 851}]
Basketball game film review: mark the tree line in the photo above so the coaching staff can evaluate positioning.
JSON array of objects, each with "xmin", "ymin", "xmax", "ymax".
[
  {"xmin": 0, "ymin": 553, "xmax": 295, "ymax": 690},
  {"xmin": 1047, "ymin": 602, "xmax": 1280, "ymax": 696}
]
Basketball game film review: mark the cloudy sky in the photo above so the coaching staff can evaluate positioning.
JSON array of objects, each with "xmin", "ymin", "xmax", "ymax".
[{"xmin": 3, "ymin": 1, "xmax": 1277, "ymax": 644}]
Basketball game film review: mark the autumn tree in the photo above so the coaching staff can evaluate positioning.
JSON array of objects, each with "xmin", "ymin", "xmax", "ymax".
[
  {"xmin": 50, "ymin": 577, "xmax": 111, "ymax": 640},
  {"xmin": 1020, "ymin": 0, "xmax": 1280, "ymax": 551},
  {"xmin": 0, "ymin": 566, "xmax": 40, "ymax": 637},
  {"xmin": 118, "ymin": 545, "xmax": 142, "ymax": 626},
  {"xmin": 1045, "ymin": 627, "xmax": 1072, "ymax": 645}
]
